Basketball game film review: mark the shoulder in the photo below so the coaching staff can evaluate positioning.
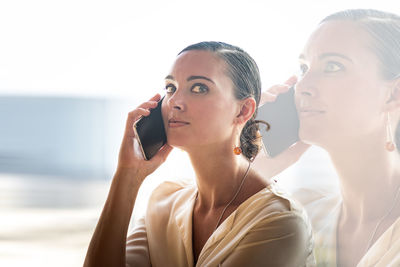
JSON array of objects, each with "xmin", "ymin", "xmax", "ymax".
[
  {"xmin": 243, "ymin": 183, "xmax": 314, "ymax": 245},
  {"xmin": 242, "ymin": 182, "xmax": 310, "ymax": 220},
  {"xmin": 225, "ymin": 185, "xmax": 315, "ymax": 266},
  {"xmin": 290, "ymin": 185, "xmax": 342, "ymax": 233},
  {"xmin": 234, "ymin": 183, "xmax": 313, "ymax": 239},
  {"xmin": 149, "ymin": 179, "xmax": 195, "ymax": 203},
  {"xmin": 146, "ymin": 179, "xmax": 196, "ymax": 218},
  {"xmin": 143, "ymin": 180, "xmax": 196, "ymax": 253}
]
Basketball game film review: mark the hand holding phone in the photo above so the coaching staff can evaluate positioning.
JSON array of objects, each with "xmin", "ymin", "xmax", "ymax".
[
  {"xmin": 133, "ymin": 96, "xmax": 167, "ymax": 160},
  {"xmin": 256, "ymin": 87, "xmax": 299, "ymax": 157}
]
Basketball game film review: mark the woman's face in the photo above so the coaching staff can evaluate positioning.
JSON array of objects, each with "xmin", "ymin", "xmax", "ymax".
[
  {"xmin": 161, "ymin": 50, "xmax": 240, "ymax": 151},
  {"xmin": 295, "ymin": 20, "xmax": 392, "ymax": 148}
]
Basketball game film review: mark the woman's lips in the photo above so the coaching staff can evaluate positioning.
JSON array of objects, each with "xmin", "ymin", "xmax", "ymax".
[
  {"xmin": 297, "ymin": 99, "xmax": 325, "ymax": 117},
  {"xmin": 299, "ymin": 109, "xmax": 325, "ymax": 117},
  {"xmin": 168, "ymin": 119, "xmax": 190, "ymax": 128}
]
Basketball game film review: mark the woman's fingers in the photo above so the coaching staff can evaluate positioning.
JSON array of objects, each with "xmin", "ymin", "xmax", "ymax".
[
  {"xmin": 137, "ymin": 93, "xmax": 161, "ymax": 110},
  {"xmin": 124, "ymin": 108, "xmax": 150, "ymax": 137},
  {"xmin": 148, "ymin": 93, "xmax": 161, "ymax": 102},
  {"xmin": 124, "ymin": 94, "xmax": 163, "ymax": 137},
  {"xmin": 260, "ymin": 84, "xmax": 289, "ymax": 106},
  {"xmin": 138, "ymin": 100, "xmax": 158, "ymax": 110},
  {"xmin": 259, "ymin": 76, "xmax": 298, "ymax": 106},
  {"xmin": 115, "ymin": 93, "xmax": 168, "ymax": 181},
  {"xmin": 284, "ymin": 75, "xmax": 298, "ymax": 87},
  {"xmin": 252, "ymin": 141, "xmax": 310, "ymax": 178}
]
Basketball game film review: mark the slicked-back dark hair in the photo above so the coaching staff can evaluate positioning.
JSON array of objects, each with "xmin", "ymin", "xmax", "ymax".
[
  {"xmin": 179, "ymin": 41, "xmax": 261, "ymax": 160},
  {"xmin": 321, "ymin": 9, "xmax": 400, "ymax": 152}
]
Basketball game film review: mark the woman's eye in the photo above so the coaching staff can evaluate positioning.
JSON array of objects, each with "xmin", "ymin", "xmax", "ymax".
[
  {"xmin": 299, "ymin": 64, "xmax": 309, "ymax": 76},
  {"xmin": 165, "ymin": 84, "xmax": 176, "ymax": 94},
  {"xmin": 191, "ymin": 83, "xmax": 209, "ymax": 93},
  {"xmin": 324, "ymin": 62, "xmax": 343, "ymax": 73}
]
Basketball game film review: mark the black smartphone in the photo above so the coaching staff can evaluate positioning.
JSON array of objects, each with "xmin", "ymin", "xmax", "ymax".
[
  {"xmin": 133, "ymin": 96, "xmax": 167, "ymax": 160},
  {"xmin": 255, "ymin": 87, "xmax": 299, "ymax": 157}
]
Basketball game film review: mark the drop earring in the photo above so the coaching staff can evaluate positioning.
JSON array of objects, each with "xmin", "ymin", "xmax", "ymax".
[
  {"xmin": 233, "ymin": 146, "xmax": 242, "ymax": 155},
  {"xmin": 385, "ymin": 113, "xmax": 396, "ymax": 152},
  {"xmin": 233, "ymin": 131, "xmax": 242, "ymax": 155}
]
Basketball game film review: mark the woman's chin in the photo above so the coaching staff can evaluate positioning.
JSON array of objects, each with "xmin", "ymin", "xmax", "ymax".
[
  {"xmin": 166, "ymin": 140, "xmax": 187, "ymax": 151},
  {"xmin": 298, "ymin": 128, "xmax": 324, "ymax": 147}
]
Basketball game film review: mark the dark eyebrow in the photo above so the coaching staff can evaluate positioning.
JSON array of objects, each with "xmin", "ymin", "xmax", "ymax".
[
  {"xmin": 164, "ymin": 75, "xmax": 215, "ymax": 84},
  {"xmin": 187, "ymin": 75, "xmax": 215, "ymax": 84},
  {"xmin": 319, "ymin": 53, "xmax": 353, "ymax": 62},
  {"xmin": 299, "ymin": 53, "xmax": 353, "ymax": 62}
]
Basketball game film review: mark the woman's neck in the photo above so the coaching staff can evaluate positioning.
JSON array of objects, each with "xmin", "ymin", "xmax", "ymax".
[
  {"xmin": 186, "ymin": 146, "xmax": 252, "ymax": 210},
  {"xmin": 326, "ymin": 138, "xmax": 400, "ymax": 224}
]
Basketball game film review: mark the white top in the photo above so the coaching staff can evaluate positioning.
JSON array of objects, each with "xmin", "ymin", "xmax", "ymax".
[
  {"xmin": 293, "ymin": 187, "xmax": 400, "ymax": 267},
  {"xmin": 126, "ymin": 180, "xmax": 315, "ymax": 267}
]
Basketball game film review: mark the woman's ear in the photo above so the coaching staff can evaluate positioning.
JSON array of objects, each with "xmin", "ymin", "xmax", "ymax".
[
  {"xmin": 384, "ymin": 78, "xmax": 400, "ymax": 112},
  {"xmin": 235, "ymin": 97, "xmax": 256, "ymax": 124}
]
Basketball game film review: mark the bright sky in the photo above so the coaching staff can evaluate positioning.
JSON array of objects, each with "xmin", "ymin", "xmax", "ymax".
[{"xmin": 0, "ymin": 0, "xmax": 398, "ymax": 100}]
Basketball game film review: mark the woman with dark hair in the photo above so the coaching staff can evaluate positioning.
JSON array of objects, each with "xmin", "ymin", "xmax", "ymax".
[
  {"xmin": 83, "ymin": 41, "xmax": 314, "ymax": 267},
  {"xmin": 257, "ymin": 9, "xmax": 400, "ymax": 267}
]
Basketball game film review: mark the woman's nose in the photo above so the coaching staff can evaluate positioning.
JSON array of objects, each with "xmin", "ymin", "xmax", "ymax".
[
  {"xmin": 295, "ymin": 75, "xmax": 317, "ymax": 98},
  {"xmin": 167, "ymin": 91, "xmax": 186, "ymax": 111}
]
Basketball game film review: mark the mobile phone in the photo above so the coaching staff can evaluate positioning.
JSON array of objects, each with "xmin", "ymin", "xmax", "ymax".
[
  {"xmin": 255, "ymin": 87, "xmax": 299, "ymax": 157},
  {"xmin": 133, "ymin": 96, "xmax": 167, "ymax": 160}
]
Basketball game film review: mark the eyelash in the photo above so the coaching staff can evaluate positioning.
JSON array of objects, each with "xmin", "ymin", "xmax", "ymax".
[
  {"xmin": 299, "ymin": 64, "xmax": 309, "ymax": 76},
  {"xmin": 165, "ymin": 83, "xmax": 176, "ymax": 94},
  {"xmin": 324, "ymin": 61, "xmax": 344, "ymax": 73},
  {"xmin": 190, "ymin": 83, "xmax": 209, "ymax": 93},
  {"xmin": 164, "ymin": 83, "xmax": 209, "ymax": 94},
  {"xmin": 298, "ymin": 61, "xmax": 344, "ymax": 76}
]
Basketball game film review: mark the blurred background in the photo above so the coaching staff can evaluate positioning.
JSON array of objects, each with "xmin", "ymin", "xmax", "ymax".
[{"xmin": 0, "ymin": 0, "xmax": 397, "ymax": 266}]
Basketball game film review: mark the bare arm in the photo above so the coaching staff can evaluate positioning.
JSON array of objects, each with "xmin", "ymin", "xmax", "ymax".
[
  {"xmin": 83, "ymin": 170, "xmax": 141, "ymax": 267},
  {"xmin": 83, "ymin": 94, "xmax": 173, "ymax": 267}
]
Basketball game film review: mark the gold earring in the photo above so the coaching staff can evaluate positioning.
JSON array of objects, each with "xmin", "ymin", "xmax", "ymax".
[{"xmin": 385, "ymin": 113, "xmax": 396, "ymax": 152}]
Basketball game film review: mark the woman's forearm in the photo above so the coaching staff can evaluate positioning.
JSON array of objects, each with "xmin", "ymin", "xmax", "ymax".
[
  {"xmin": 84, "ymin": 169, "xmax": 143, "ymax": 267},
  {"xmin": 84, "ymin": 95, "xmax": 172, "ymax": 267}
]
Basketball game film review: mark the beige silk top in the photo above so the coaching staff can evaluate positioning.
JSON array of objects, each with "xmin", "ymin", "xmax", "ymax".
[
  {"xmin": 293, "ymin": 187, "xmax": 400, "ymax": 267},
  {"xmin": 126, "ymin": 180, "xmax": 315, "ymax": 267}
]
